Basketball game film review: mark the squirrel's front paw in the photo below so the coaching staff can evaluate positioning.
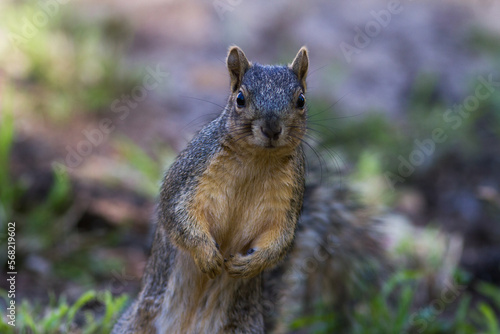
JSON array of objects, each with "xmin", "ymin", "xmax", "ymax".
[
  {"xmin": 192, "ymin": 242, "xmax": 223, "ymax": 279},
  {"xmin": 225, "ymin": 250, "xmax": 265, "ymax": 279}
]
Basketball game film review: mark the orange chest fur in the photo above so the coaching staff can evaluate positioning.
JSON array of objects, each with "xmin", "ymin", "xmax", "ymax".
[{"xmin": 188, "ymin": 149, "xmax": 297, "ymax": 256}]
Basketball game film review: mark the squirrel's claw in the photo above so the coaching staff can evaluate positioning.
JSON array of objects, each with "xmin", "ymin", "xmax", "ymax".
[
  {"xmin": 225, "ymin": 253, "xmax": 264, "ymax": 279},
  {"xmin": 192, "ymin": 243, "xmax": 224, "ymax": 279}
]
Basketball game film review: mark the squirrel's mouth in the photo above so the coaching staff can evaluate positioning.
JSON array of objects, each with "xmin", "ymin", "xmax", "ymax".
[
  {"xmin": 255, "ymin": 135, "xmax": 299, "ymax": 151},
  {"xmin": 254, "ymin": 131, "xmax": 283, "ymax": 149},
  {"xmin": 264, "ymin": 142, "xmax": 277, "ymax": 149}
]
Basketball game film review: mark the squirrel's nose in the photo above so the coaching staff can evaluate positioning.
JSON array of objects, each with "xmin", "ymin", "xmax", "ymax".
[{"xmin": 260, "ymin": 126, "xmax": 282, "ymax": 141}]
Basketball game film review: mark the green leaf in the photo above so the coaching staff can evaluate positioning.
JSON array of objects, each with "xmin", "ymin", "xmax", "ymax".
[
  {"xmin": 67, "ymin": 290, "xmax": 98, "ymax": 323},
  {"xmin": 476, "ymin": 282, "xmax": 500, "ymax": 309},
  {"xmin": 478, "ymin": 303, "xmax": 499, "ymax": 334}
]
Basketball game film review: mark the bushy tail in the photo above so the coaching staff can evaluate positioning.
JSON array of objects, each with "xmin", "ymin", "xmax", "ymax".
[{"xmin": 266, "ymin": 181, "xmax": 387, "ymax": 333}]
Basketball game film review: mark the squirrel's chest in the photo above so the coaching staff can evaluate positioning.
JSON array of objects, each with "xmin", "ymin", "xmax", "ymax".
[{"xmin": 189, "ymin": 151, "xmax": 296, "ymax": 253}]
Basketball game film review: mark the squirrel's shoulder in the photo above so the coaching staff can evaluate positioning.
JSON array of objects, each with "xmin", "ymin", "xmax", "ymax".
[{"xmin": 162, "ymin": 114, "xmax": 227, "ymax": 193}]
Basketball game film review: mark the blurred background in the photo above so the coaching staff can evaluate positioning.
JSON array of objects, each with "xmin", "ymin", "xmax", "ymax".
[{"xmin": 0, "ymin": 0, "xmax": 500, "ymax": 332}]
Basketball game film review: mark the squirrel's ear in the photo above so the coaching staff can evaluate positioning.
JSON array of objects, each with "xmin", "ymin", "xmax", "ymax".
[
  {"xmin": 227, "ymin": 46, "xmax": 251, "ymax": 92},
  {"xmin": 290, "ymin": 46, "xmax": 309, "ymax": 91}
]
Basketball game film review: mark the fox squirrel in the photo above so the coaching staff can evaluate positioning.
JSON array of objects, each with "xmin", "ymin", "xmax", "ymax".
[
  {"xmin": 113, "ymin": 46, "xmax": 309, "ymax": 333},
  {"xmin": 113, "ymin": 46, "xmax": 384, "ymax": 334}
]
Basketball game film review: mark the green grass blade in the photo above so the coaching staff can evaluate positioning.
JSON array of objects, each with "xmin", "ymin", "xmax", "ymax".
[{"xmin": 478, "ymin": 303, "xmax": 499, "ymax": 334}]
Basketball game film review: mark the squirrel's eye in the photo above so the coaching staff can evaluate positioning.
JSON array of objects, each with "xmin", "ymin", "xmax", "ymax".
[
  {"xmin": 236, "ymin": 91, "xmax": 245, "ymax": 108},
  {"xmin": 296, "ymin": 93, "xmax": 305, "ymax": 109}
]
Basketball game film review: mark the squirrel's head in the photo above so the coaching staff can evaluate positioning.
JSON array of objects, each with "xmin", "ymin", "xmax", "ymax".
[{"xmin": 225, "ymin": 46, "xmax": 309, "ymax": 153}]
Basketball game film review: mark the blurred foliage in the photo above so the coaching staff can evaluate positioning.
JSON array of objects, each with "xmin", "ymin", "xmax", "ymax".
[
  {"xmin": 0, "ymin": 290, "xmax": 128, "ymax": 333},
  {"xmin": 0, "ymin": 0, "xmax": 139, "ymax": 121},
  {"xmin": 289, "ymin": 215, "xmax": 500, "ymax": 333},
  {"xmin": 0, "ymin": 85, "xmax": 18, "ymax": 223},
  {"xmin": 311, "ymin": 56, "xmax": 500, "ymax": 209},
  {"xmin": 112, "ymin": 136, "xmax": 175, "ymax": 198},
  {"xmin": 0, "ymin": 89, "xmax": 124, "ymax": 283},
  {"xmin": 291, "ymin": 271, "xmax": 500, "ymax": 334},
  {"xmin": 0, "ymin": 1, "xmax": 140, "ymax": 285}
]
